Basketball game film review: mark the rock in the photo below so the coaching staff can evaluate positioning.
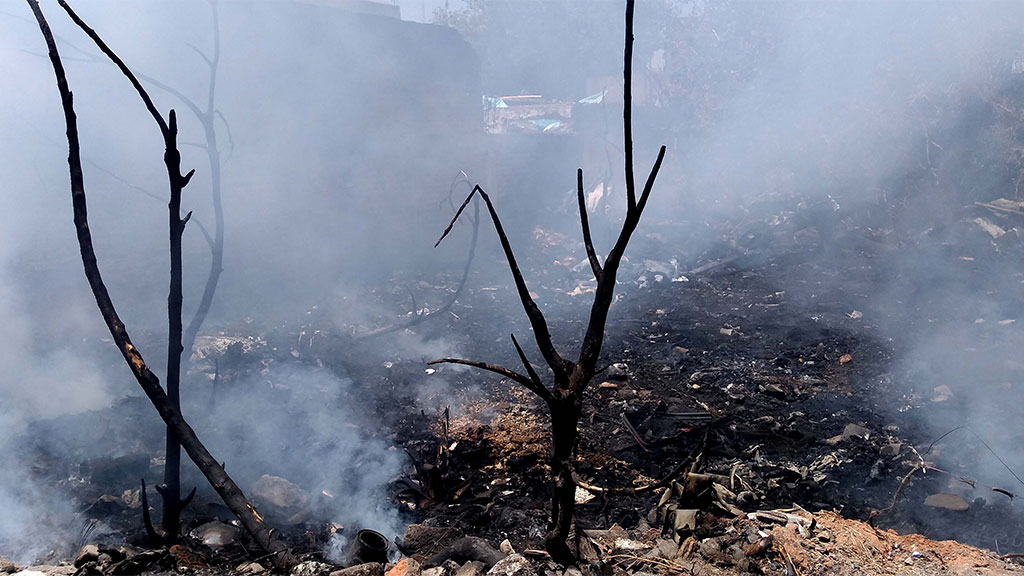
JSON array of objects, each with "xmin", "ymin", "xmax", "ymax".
[
  {"xmin": 330, "ymin": 563, "xmax": 384, "ymax": 576},
  {"xmin": 421, "ymin": 563, "xmax": 455, "ymax": 576},
  {"xmin": 647, "ymin": 539, "xmax": 679, "ymax": 560},
  {"xmin": 191, "ymin": 521, "xmax": 242, "ymax": 547},
  {"xmin": 924, "ymin": 493, "xmax": 970, "ymax": 511},
  {"xmin": 74, "ymin": 545, "xmax": 100, "ymax": 568},
  {"xmin": 386, "ymin": 558, "xmax": 422, "ymax": 576},
  {"xmin": 841, "ymin": 423, "xmax": 871, "ymax": 441},
  {"xmin": 486, "ymin": 554, "xmax": 535, "ymax": 576},
  {"xmin": 236, "ymin": 561, "xmax": 268, "ymax": 574},
  {"xmin": 605, "ymin": 363, "xmax": 629, "ymax": 381},
  {"xmin": 13, "ymin": 568, "xmax": 75, "ymax": 576},
  {"xmin": 291, "ymin": 561, "xmax": 335, "ymax": 576},
  {"xmin": 498, "ymin": 540, "xmax": 514, "ymax": 555},
  {"xmin": 880, "ymin": 442, "xmax": 902, "ymax": 457},
  {"xmin": 0, "ymin": 557, "xmax": 16, "ymax": 574},
  {"xmin": 251, "ymin": 474, "xmax": 311, "ymax": 525},
  {"xmin": 455, "ymin": 561, "xmax": 486, "ymax": 576}
]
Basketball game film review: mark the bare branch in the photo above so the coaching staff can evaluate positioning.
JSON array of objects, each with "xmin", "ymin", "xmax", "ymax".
[
  {"xmin": 359, "ymin": 192, "xmax": 478, "ymax": 339},
  {"xmin": 428, "ymin": 357, "xmax": 539, "ymax": 394},
  {"xmin": 434, "ymin": 186, "xmax": 478, "ymax": 248},
  {"xmin": 186, "ymin": 42, "xmax": 214, "ymax": 69},
  {"xmin": 472, "ymin": 185, "xmax": 571, "ymax": 380},
  {"xmin": 576, "ymin": 168, "xmax": 602, "ymax": 279},
  {"xmin": 56, "ymin": 0, "xmax": 168, "ymax": 134},
  {"xmin": 214, "ymin": 109, "xmax": 235, "ymax": 158},
  {"xmin": 510, "ymin": 333, "xmax": 552, "ymax": 403},
  {"xmin": 623, "ymin": 0, "xmax": 636, "ymax": 212},
  {"xmin": 636, "ymin": 145, "xmax": 667, "ymax": 215},
  {"xmin": 195, "ymin": 218, "xmax": 216, "ymax": 251}
]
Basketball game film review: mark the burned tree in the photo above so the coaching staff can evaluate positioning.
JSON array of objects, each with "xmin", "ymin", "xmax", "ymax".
[
  {"xmin": 26, "ymin": 0, "xmax": 293, "ymax": 569},
  {"xmin": 129, "ymin": 0, "xmax": 228, "ymax": 541},
  {"xmin": 430, "ymin": 0, "xmax": 666, "ymax": 564}
]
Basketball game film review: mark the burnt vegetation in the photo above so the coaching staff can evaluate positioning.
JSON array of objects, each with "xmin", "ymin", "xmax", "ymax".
[{"xmin": 9, "ymin": 0, "xmax": 1024, "ymax": 576}]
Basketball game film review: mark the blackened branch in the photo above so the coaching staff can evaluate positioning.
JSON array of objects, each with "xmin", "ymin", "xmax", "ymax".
[
  {"xmin": 510, "ymin": 333, "xmax": 553, "ymax": 403},
  {"xmin": 576, "ymin": 168, "xmax": 602, "ymax": 280},
  {"xmin": 56, "ymin": 0, "xmax": 168, "ymax": 134}
]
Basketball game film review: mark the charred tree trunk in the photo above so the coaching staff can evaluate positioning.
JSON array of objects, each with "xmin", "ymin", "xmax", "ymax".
[
  {"xmin": 27, "ymin": 0, "xmax": 294, "ymax": 569},
  {"xmin": 161, "ymin": 113, "xmax": 188, "ymax": 540},
  {"xmin": 431, "ymin": 0, "xmax": 666, "ymax": 563},
  {"xmin": 544, "ymin": 396, "xmax": 581, "ymax": 565}
]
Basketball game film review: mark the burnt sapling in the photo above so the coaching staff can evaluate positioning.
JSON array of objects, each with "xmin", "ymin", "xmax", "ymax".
[
  {"xmin": 26, "ymin": 0, "xmax": 293, "ymax": 569},
  {"xmin": 429, "ymin": 0, "xmax": 666, "ymax": 563}
]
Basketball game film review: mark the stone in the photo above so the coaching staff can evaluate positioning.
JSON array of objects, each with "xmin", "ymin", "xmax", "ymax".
[
  {"xmin": 422, "ymin": 560, "xmax": 459, "ymax": 576},
  {"xmin": 0, "ymin": 557, "xmax": 16, "ymax": 574},
  {"xmin": 605, "ymin": 363, "xmax": 629, "ymax": 381},
  {"xmin": 648, "ymin": 539, "xmax": 679, "ymax": 560},
  {"xmin": 486, "ymin": 555, "xmax": 535, "ymax": 576},
  {"xmin": 880, "ymin": 442, "xmax": 902, "ymax": 457},
  {"xmin": 330, "ymin": 563, "xmax": 384, "ymax": 576},
  {"xmin": 455, "ymin": 561, "xmax": 486, "ymax": 576},
  {"xmin": 74, "ymin": 545, "xmax": 100, "ymax": 568},
  {"xmin": 236, "ymin": 562, "xmax": 268, "ymax": 574},
  {"xmin": 190, "ymin": 521, "xmax": 242, "ymax": 547},
  {"xmin": 251, "ymin": 475, "xmax": 311, "ymax": 525},
  {"xmin": 386, "ymin": 558, "xmax": 422, "ymax": 576},
  {"xmin": 498, "ymin": 540, "xmax": 514, "ymax": 555},
  {"xmin": 291, "ymin": 561, "xmax": 335, "ymax": 576},
  {"xmin": 841, "ymin": 423, "xmax": 871, "ymax": 441}
]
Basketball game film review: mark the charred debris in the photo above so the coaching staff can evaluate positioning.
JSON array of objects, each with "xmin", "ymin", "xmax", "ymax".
[{"xmin": 9, "ymin": 0, "xmax": 1024, "ymax": 575}]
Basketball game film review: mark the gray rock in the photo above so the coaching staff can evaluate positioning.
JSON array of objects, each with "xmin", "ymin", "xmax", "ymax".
[
  {"xmin": 841, "ymin": 423, "xmax": 871, "ymax": 441},
  {"xmin": 190, "ymin": 521, "xmax": 242, "ymax": 547},
  {"xmin": 486, "ymin": 554, "xmax": 535, "ymax": 576},
  {"xmin": 455, "ymin": 561, "xmax": 486, "ymax": 576},
  {"xmin": 291, "ymin": 561, "xmax": 335, "ymax": 576},
  {"xmin": 251, "ymin": 475, "xmax": 311, "ymax": 525}
]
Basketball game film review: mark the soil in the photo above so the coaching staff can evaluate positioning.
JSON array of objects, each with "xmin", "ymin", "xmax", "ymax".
[{"xmin": 9, "ymin": 194, "xmax": 1024, "ymax": 575}]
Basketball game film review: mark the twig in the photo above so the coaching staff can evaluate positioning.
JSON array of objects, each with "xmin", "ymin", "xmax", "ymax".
[
  {"xmin": 620, "ymin": 412, "xmax": 650, "ymax": 452},
  {"xmin": 576, "ymin": 168, "xmax": 602, "ymax": 279}
]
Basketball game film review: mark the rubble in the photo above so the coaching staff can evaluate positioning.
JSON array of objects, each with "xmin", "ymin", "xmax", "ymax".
[
  {"xmin": 291, "ymin": 561, "xmax": 335, "ymax": 576},
  {"xmin": 484, "ymin": 554, "xmax": 534, "ymax": 576},
  {"xmin": 190, "ymin": 521, "xmax": 242, "ymax": 547},
  {"xmin": 330, "ymin": 563, "xmax": 385, "ymax": 576},
  {"xmin": 250, "ymin": 474, "xmax": 312, "ymax": 525}
]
